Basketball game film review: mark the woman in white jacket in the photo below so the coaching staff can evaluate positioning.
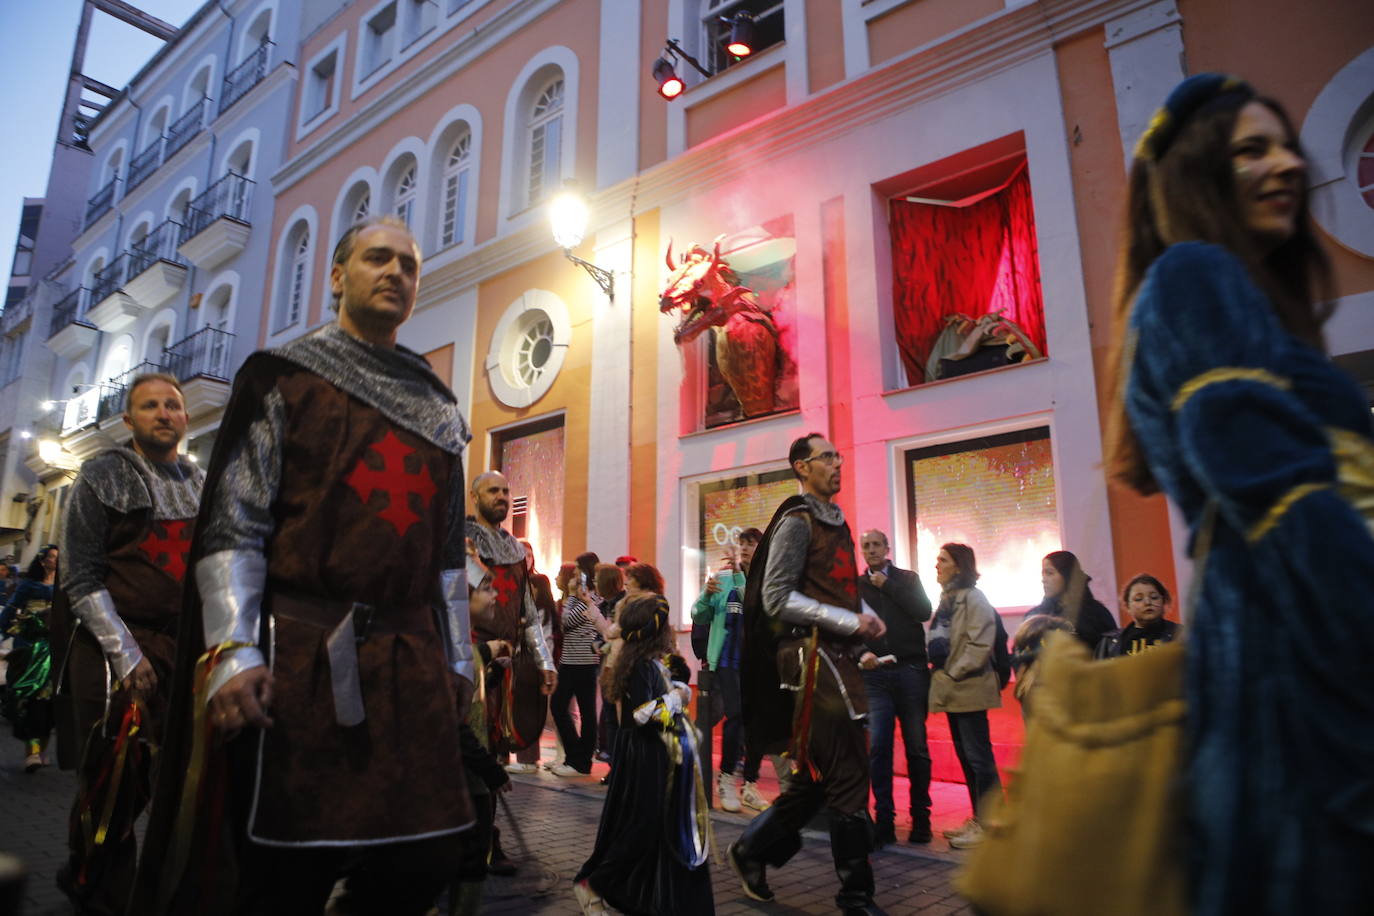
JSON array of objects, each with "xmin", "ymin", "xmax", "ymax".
[{"xmin": 926, "ymin": 542, "xmax": 1002, "ymax": 849}]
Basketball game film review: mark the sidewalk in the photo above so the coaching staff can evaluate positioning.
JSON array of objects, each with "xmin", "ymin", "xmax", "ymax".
[{"xmin": 1, "ymin": 727, "xmax": 976, "ymax": 915}]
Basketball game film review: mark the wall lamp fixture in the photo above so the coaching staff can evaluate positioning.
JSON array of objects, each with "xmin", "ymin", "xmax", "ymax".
[
  {"xmin": 652, "ymin": 39, "xmax": 711, "ymax": 101},
  {"xmin": 549, "ymin": 183, "xmax": 614, "ymax": 300},
  {"xmin": 653, "ymin": 13, "xmax": 756, "ymax": 99}
]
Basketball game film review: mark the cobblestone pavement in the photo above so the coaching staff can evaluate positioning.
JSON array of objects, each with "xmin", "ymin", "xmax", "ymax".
[{"xmin": 0, "ymin": 735, "xmax": 975, "ymax": 915}]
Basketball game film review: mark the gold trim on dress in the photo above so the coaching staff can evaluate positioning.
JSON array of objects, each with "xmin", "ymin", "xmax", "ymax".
[
  {"xmin": 1246, "ymin": 483, "xmax": 1330, "ymax": 543},
  {"xmin": 1171, "ymin": 367, "xmax": 1291, "ymax": 413}
]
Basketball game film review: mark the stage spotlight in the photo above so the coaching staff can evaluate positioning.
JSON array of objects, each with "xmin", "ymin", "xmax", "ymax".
[
  {"xmin": 653, "ymin": 56, "xmax": 684, "ymax": 99},
  {"xmin": 724, "ymin": 11, "xmax": 755, "ymax": 57}
]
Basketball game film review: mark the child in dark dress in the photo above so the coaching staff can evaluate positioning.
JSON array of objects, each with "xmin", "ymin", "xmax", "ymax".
[{"xmin": 574, "ymin": 591, "xmax": 714, "ymax": 916}]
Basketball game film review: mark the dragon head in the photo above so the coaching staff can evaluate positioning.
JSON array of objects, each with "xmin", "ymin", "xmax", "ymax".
[{"xmin": 659, "ymin": 238, "xmax": 752, "ymax": 344}]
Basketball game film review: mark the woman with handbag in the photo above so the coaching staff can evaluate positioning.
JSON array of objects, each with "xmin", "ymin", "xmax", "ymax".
[
  {"xmin": 926, "ymin": 542, "xmax": 1002, "ymax": 850},
  {"xmin": 1107, "ymin": 74, "xmax": 1374, "ymax": 913}
]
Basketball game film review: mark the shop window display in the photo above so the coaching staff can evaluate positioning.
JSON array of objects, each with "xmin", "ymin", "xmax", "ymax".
[
  {"xmin": 903, "ymin": 427, "xmax": 1057, "ymax": 612},
  {"xmin": 888, "ymin": 146, "xmax": 1047, "ymax": 388},
  {"xmin": 662, "ymin": 216, "xmax": 799, "ymax": 430},
  {"xmin": 696, "ymin": 469, "xmax": 797, "ymax": 565}
]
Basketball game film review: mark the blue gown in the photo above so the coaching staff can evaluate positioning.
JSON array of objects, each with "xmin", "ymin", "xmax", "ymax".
[{"xmin": 1125, "ymin": 242, "xmax": 1374, "ymax": 914}]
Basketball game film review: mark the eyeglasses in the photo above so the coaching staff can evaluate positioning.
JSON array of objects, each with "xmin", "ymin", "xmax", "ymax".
[{"xmin": 804, "ymin": 451, "xmax": 843, "ymax": 465}]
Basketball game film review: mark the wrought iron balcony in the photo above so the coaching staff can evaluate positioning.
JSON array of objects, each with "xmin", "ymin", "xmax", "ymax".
[
  {"xmin": 165, "ymin": 98, "xmax": 207, "ymax": 159},
  {"xmin": 128, "ymin": 220, "xmax": 187, "ymax": 278},
  {"xmin": 165, "ymin": 326, "xmax": 235, "ymax": 382},
  {"xmin": 181, "ymin": 172, "xmax": 254, "ymax": 242},
  {"xmin": 127, "ymin": 137, "xmax": 165, "ymax": 193},
  {"xmin": 90, "ymin": 254, "xmax": 130, "ymax": 306},
  {"xmin": 98, "ymin": 360, "xmax": 166, "ymax": 424},
  {"xmin": 219, "ymin": 42, "xmax": 272, "ymax": 116},
  {"xmin": 48, "ymin": 287, "xmax": 92, "ymax": 338},
  {"xmin": 84, "ymin": 177, "xmax": 118, "ymax": 229}
]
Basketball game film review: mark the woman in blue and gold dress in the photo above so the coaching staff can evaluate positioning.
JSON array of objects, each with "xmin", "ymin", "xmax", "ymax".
[
  {"xmin": 1, "ymin": 544, "xmax": 59, "ymax": 772},
  {"xmin": 1107, "ymin": 74, "xmax": 1374, "ymax": 914},
  {"xmin": 573, "ymin": 587, "xmax": 713, "ymax": 916}
]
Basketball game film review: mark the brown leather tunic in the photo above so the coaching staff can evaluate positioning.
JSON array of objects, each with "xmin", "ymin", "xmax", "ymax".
[{"xmin": 248, "ymin": 370, "xmax": 470, "ymax": 845}]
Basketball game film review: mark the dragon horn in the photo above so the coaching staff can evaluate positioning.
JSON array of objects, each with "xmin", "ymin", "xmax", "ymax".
[
  {"xmin": 709, "ymin": 234, "xmax": 724, "ymax": 269},
  {"xmin": 665, "ymin": 240, "xmax": 676, "ymax": 271}
]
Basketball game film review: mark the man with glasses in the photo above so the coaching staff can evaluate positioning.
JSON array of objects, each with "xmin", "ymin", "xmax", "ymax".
[{"xmin": 731, "ymin": 432, "xmax": 887, "ymax": 916}]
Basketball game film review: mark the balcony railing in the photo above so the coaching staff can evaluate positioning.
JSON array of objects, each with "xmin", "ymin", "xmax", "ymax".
[
  {"xmin": 180, "ymin": 172, "xmax": 255, "ymax": 242},
  {"xmin": 84, "ymin": 177, "xmax": 118, "ymax": 229},
  {"xmin": 165, "ymin": 326, "xmax": 235, "ymax": 381},
  {"xmin": 98, "ymin": 360, "xmax": 166, "ymax": 423},
  {"xmin": 127, "ymin": 137, "xmax": 165, "ymax": 193},
  {"xmin": 128, "ymin": 220, "xmax": 187, "ymax": 278},
  {"xmin": 48, "ymin": 287, "xmax": 92, "ymax": 338},
  {"xmin": 90, "ymin": 254, "xmax": 131, "ymax": 305},
  {"xmin": 165, "ymin": 98, "xmax": 207, "ymax": 159},
  {"xmin": 220, "ymin": 42, "xmax": 272, "ymax": 116}
]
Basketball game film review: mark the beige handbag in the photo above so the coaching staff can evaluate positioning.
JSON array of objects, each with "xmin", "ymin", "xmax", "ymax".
[{"xmin": 956, "ymin": 631, "xmax": 1188, "ymax": 915}]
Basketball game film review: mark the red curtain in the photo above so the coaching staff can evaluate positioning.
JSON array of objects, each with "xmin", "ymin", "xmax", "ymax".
[{"xmin": 889, "ymin": 161, "xmax": 1046, "ymax": 385}]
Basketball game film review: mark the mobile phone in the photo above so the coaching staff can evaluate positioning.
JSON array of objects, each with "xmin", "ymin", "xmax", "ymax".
[{"xmin": 876, "ymin": 654, "xmax": 897, "ymax": 667}]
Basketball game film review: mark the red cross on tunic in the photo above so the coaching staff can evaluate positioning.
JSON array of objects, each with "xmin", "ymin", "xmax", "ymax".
[
  {"xmin": 829, "ymin": 544, "xmax": 858, "ymax": 600},
  {"xmin": 139, "ymin": 519, "xmax": 192, "ymax": 582},
  {"xmin": 488, "ymin": 564, "xmax": 521, "ymax": 610},
  {"xmin": 345, "ymin": 429, "xmax": 438, "ymax": 537}
]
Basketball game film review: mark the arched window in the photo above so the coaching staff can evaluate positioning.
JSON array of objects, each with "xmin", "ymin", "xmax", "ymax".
[
  {"xmin": 393, "ymin": 164, "xmax": 417, "ymax": 227},
  {"xmin": 227, "ymin": 139, "xmax": 254, "ymax": 178},
  {"xmin": 527, "ymin": 77, "xmax": 564, "ymax": 207},
  {"xmin": 102, "ymin": 337, "xmax": 133, "ymax": 383},
  {"xmin": 144, "ymin": 107, "xmax": 170, "ymax": 150},
  {"xmin": 242, "ymin": 9, "xmax": 273, "ymax": 63},
  {"xmin": 105, "ymin": 149, "xmax": 125, "ymax": 186},
  {"xmin": 441, "ymin": 132, "xmax": 471, "ymax": 247},
  {"xmin": 146, "ymin": 322, "xmax": 172, "ymax": 366},
  {"xmin": 204, "ymin": 285, "xmax": 233, "ymax": 376},
  {"xmin": 168, "ymin": 186, "xmax": 194, "ymax": 227},
  {"xmin": 286, "ymin": 229, "xmax": 309, "ymax": 328},
  {"xmin": 188, "ymin": 64, "xmax": 213, "ymax": 107},
  {"xmin": 351, "ymin": 191, "xmax": 371, "ymax": 225}
]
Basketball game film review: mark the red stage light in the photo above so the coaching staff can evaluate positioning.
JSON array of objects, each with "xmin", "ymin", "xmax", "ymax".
[
  {"xmin": 724, "ymin": 12, "xmax": 755, "ymax": 58},
  {"xmin": 653, "ymin": 56, "xmax": 685, "ymax": 101}
]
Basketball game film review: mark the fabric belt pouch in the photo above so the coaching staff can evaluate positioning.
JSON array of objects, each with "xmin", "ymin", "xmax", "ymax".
[
  {"xmin": 957, "ymin": 631, "xmax": 1187, "ymax": 916},
  {"xmin": 268, "ymin": 590, "xmax": 432, "ymax": 728}
]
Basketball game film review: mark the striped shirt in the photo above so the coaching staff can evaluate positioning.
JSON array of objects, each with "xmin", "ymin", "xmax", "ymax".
[{"xmin": 560, "ymin": 596, "xmax": 602, "ymax": 665}]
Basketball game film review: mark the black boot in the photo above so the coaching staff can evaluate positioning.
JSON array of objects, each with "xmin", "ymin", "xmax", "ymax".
[
  {"xmin": 830, "ymin": 812, "xmax": 882, "ymax": 915},
  {"xmin": 873, "ymin": 818, "xmax": 896, "ymax": 849},
  {"xmin": 727, "ymin": 805, "xmax": 803, "ymax": 902},
  {"xmin": 908, "ymin": 809, "xmax": 932, "ymax": 844}
]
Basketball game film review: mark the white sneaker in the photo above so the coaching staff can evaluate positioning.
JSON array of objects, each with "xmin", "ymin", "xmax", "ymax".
[
  {"xmin": 948, "ymin": 819, "xmax": 984, "ymax": 849},
  {"xmin": 551, "ymin": 763, "xmax": 587, "ymax": 777},
  {"xmin": 503, "ymin": 762, "xmax": 538, "ymax": 775},
  {"xmin": 574, "ymin": 880, "xmax": 610, "ymax": 916},
  {"xmin": 942, "ymin": 817, "xmax": 977, "ymax": 839},
  {"xmin": 717, "ymin": 772, "xmax": 741, "ymax": 812},
  {"xmin": 740, "ymin": 781, "xmax": 770, "ymax": 811}
]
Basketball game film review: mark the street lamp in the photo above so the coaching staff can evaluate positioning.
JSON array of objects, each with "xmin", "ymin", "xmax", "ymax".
[{"xmin": 549, "ymin": 183, "xmax": 614, "ymax": 300}]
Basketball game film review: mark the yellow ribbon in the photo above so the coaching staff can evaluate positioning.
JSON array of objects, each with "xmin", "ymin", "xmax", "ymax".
[{"xmin": 157, "ymin": 639, "xmax": 257, "ymax": 912}]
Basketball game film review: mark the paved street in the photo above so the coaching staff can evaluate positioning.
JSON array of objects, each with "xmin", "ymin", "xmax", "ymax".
[{"xmin": 1, "ymin": 732, "xmax": 975, "ymax": 915}]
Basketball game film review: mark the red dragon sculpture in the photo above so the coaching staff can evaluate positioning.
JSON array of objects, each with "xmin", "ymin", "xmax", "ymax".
[{"xmin": 659, "ymin": 238, "xmax": 782, "ymax": 418}]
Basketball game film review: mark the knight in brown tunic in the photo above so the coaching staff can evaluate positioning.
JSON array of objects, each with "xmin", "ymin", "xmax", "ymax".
[
  {"xmin": 132, "ymin": 219, "xmax": 476, "ymax": 916},
  {"xmin": 466, "ymin": 471, "xmax": 557, "ymax": 755},
  {"xmin": 731, "ymin": 433, "xmax": 889, "ymax": 916},
  {"xmin": 54, "ymin": 373, "xmax": 204, "ymax": 916}
]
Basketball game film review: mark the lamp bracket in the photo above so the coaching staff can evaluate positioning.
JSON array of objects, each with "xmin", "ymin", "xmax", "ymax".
[
  {"xmin": 563, "ymin": 250, "xmax": 614, "ymax": 299},
  {"xmin": 664, "ymin": 39, "xmax": 712, "ymax": 78}
]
